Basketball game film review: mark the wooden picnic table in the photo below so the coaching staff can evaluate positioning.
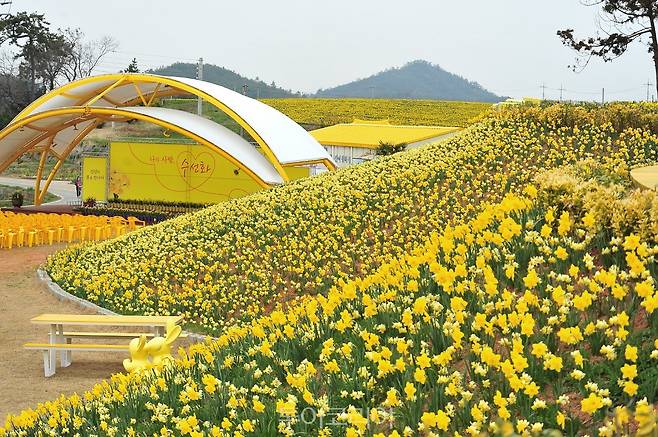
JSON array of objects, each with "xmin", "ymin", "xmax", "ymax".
[{"xmin": 28, "ymin": 313, "xmax": 184, "ymax": 376}]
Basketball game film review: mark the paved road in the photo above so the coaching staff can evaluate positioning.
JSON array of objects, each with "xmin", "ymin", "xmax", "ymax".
[{"xmin": 0, "ymin": 177, "xmax": 78, "ymax": 205}]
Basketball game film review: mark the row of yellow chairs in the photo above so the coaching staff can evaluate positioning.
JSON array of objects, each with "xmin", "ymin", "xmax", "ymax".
[{"xmin": 0, "ymin": 211, "xmax": 145, "ymax": 250}]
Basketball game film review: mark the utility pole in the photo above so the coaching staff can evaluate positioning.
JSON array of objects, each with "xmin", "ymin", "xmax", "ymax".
[
  {"xmin": 646, "ymin": 80, "xmax": 653, "ymax": 101},
  {"xmin": 559, "ymin": 84, "xmax": 564, "ymax": 102},
  {"xmin": 540, "ymin": 83, "xmax": 546, "ymax": 100},
  {"xmin": 196, "ymin": 57, "xmax": 203, "ymax": 116}
]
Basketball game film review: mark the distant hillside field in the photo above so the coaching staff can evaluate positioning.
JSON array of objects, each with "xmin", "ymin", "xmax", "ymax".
[
  {"xmin": 315, "ymin": 60, "xmax": 503, "ymax": 102},
  {"xmin": 148, "ymin": 62, "xmax": 297, "ymax": 98},
  {"xmin": 262, "ymin": 98, "xmax": 493, "ymax": 127}
]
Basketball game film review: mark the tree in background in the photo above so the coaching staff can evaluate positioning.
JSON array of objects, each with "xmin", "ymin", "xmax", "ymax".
[
  {"xmin": 61, "ymin": 29, "xmax": 118, "ymax": 82},
  {"xmin": 31, "ymin": 32, "xmax": 71, "ymax": 91},
  {"xmin": 124, "ymin": 58, "xmax": 139, "ymax": 73},
  {"xmin": 0, "ymin": 12, "xmax": 64, "ymax": 99},
  {"xmin": 558, "ymin": 1, "xmax": 658, "ymax": 96},
  {"xmin": 0, "ymin": 11, "xmax": 117, "ymax": 127}
]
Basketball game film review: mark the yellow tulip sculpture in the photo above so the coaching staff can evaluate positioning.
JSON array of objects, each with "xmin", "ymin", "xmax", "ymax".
[{"xmin": 123, "ymin": 322, "xmax": 182, "ymax": 372}]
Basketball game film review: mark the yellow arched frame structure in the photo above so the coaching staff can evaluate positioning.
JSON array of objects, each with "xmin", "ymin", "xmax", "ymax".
[
  {"xmin": 0, "ymin": 107, "xmax": 275, "ymax": 205},
  {"xmin": 13, "ymin": 74, "xmax": 337, "ymax": 181}
]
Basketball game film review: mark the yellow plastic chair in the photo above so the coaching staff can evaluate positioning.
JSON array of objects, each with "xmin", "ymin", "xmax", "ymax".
[
  {"xmin": 93, "ymin": 221, "xmax": 106, "ymax": 241},
  {"xmin": 6, "ymin": 231, "xmax": 15, "ymax": 249},
  {"xmin": 110, "ymin": 216, "xmax": 128, "ymax": 237},
  {"xmin": 66, "ymin": 225, "xmax": 78, "ymax": 243},
  {"xmin": 99, "ymin": 216, "xmax": 112, "ymax": 239},
  {"xmin": 47, "ymin": 229, "xmax": 57, "ymax": 245},
  {"xmin": 28, "ymin": 230, "xmax": 38, "ymax": 248},
  {"xmin": 127, "ymin": 216, "xmax": 146, "ymax": 231},
  {"xmin": 16, "ymin": 228, "xmax": 24, "ymax": 247}
]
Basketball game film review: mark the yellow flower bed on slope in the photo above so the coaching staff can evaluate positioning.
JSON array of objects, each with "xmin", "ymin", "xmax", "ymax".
[
  {"xmin": 6, "ymin": 185, "xmax": 658, "ymax": 436},
  {"xmin": 261, "ymin": 98, "xmax": 493, "ymax": 127},
  {"xmin": 489, "ymin": 102, "xmax": 658, "ymax": 134},
  {"xmin": 45, "ymin": 104, "xmax": 658, "ymax": 335}
]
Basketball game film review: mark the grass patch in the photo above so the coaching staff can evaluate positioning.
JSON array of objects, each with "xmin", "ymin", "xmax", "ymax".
[
  {"xmin": 0, "ymin": 184, "xmax": 58, "ymax": 207},
  {"xmin": 3, "ymin": 158, "xmax": 80, "ymax": 181}
]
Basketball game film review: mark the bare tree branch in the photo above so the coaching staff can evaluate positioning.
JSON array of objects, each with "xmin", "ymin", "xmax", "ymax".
[
  {"xmin": 558, "ymin": 0, "xmax": 658, "ymax": 95},
  {"xmin": 61, "ymin": 29, "xmax": 118, "ymax": 81}
]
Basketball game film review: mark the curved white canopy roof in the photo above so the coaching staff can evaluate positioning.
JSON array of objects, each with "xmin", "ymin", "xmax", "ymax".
[
  {"xmin": 171, "ymin": 77, "xmax": 334, "ymax": 166},
  {"xmin": 14, "ymin": 73, "xmax": 336, "ymax": 170},
  {"xmin": 127, "ymin": 106, "xmax": 283, "ymax": 185},
  {"xmin": 1, "ymin": 106, "xmax": 284, "ymax": 186},
  {"xmin": 0, "ymin": 73, "xmax": 338, "ymax": 205}
]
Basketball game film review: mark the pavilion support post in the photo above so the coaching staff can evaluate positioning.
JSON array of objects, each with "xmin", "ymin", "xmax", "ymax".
[
  {"xmin": 132, "ymin": 83, "xmax": 148, "ymax": 106},
  {"xmin": 37, "ymin": 122, "xmax": 99, "ymax": 205},
  {"xmin": 34, "ymin": 145, "xmax": 51, "ymax": 206},
  {"xmin": 38, "ymin": 159, "xmax": 65, "ymax": 206},
  {"xmin": 323, "ymin": 158, "xmax": 337, "ymax": 171},
  {"xmin": 146, "ymin": 84, "xmax": 162, "ymax": 106}
]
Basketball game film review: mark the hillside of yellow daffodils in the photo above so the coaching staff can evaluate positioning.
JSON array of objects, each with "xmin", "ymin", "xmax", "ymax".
[
  {"xmin": 45, "ymin": 103, "xmax": 658, "ymax": 336},
  {"xmin": 5, "ymin": 162, "xmax": 658, "ymax": 435},
  {"xmin": 4, "ymin": 102, "xmax": 656, "ymax": 436}
]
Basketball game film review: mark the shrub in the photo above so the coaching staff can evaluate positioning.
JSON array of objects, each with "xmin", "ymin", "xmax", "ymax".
[
  {"xmin": 10, "ymin": 192, "xmax": 23, "ymax": 208},
  {"xmin": 375, "ymin": 141, "xmax": 407, "ymax": 156}
]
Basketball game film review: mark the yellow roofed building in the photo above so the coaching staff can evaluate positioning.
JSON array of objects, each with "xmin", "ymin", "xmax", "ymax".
[{"xmin": 310, "ymin": 119, "xmax": 460, "ymax": 167}]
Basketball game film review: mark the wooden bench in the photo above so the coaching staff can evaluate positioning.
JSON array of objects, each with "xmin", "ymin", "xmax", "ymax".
[{"xmin": 24, "ymin": 343, "xmax": 130, "ymax": 377}]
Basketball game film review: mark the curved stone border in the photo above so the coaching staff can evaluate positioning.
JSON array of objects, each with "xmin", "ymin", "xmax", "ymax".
[
  {"xmin": 36, "ymin": 268, "xmax": 209, "ymax": 343},
  {"xmin": 37, "ymin": 268, "xmax": 118, "ymax": 315}
]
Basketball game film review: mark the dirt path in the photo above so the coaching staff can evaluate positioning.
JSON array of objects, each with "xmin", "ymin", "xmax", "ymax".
[{"xmin": 0, "ymin": 246, "xmax": 125, "ymax": 421}]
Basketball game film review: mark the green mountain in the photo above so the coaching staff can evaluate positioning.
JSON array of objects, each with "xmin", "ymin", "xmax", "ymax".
[
  {"xmin": 315, "ymin": 60, "xmax": 503, "ymax": 102},
  {"xmin": 148, "ymin": 63, "xmax": 298, "ymax": 98}
]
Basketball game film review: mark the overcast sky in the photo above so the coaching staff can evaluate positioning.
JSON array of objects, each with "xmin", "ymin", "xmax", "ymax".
[{"xmin": 4, "ymin": 0, "xmax": 655, "ymax": 101}]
